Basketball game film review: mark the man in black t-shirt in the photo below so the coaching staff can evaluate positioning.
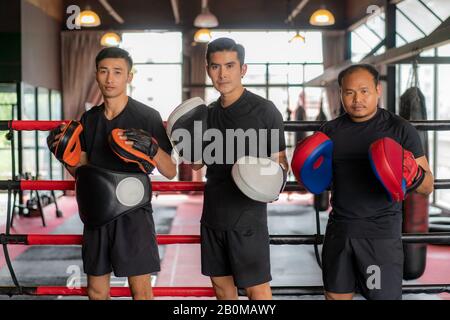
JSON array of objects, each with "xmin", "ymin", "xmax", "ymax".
[
  {"xmin": 192, "ymin": 38, "xmax": 288, "ymax": 300},
  {"xmin": 320, "ymin": 64, "xmax": 434, "ymax": 300},
  {"xmin": 51, "ymin": 48, "xmax": 176, "ymax": 300}
]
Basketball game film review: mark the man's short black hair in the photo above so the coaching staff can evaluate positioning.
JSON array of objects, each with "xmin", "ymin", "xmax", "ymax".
[
  {"xmin": 338, "ymin": 64, "xmax": 379, "ymax": 87},
  {"xmin": 206, "ymin": 37, "xmax": 245, "ymax": 66},
  {"xmin": 95, "ymin": 47, "xmax": 133, "ymax": 72}
]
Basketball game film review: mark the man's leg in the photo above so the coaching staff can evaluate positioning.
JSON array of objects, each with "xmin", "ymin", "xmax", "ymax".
[
  {"xmin": 324, "ymin": 291, "xmax": 354, "ymax": 300},
  {"xmin": 228, "ymin": 219, "xmax": 272, "ymax": 300},
  {"xmin": 322, "ymin": 230, "xmax": 356, "ymax": 300},
  {"xmin": 211, "ymin": 276, "xmax": 238, "ymax": 300},
  {"xmin": 128, "ymin": 274, "xmax": 153, "ymax": 300},
  {"xmin": 201, "ymin": 225, "xmax": 236, "ymax": 299},
  {"xmin": 352, "ymin": 238, "xmax": 403, "ymax": 300},
  {"xmin": 111, "ymin": 209, "xmax": 160, "ymax": 299},
  {"xmin": 245, "ymin": 282, "xmax": 272, "ymax": 300},
  {"xmin": 87, "ymin": 273, "xmax": 111, "ymax": 300}
]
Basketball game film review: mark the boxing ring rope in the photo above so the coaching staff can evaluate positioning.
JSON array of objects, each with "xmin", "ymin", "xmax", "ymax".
[
  {"xmin": 1, "ymin": 179, "xmax": 450, "ymax": 192},
  {"xmin": 2, "ymin": 120, "xmax": 450, "ymax": 297},
  {"xmin": 3, "ymin": 120, "xmax": 450, "ymax": 132},
  {"xmin": 2, "ymin": 233, "xmax": 450, "ymax": 246},
  {"xmin": 1, "ymin": 284, "xmax": 449, "ymax": 297}
]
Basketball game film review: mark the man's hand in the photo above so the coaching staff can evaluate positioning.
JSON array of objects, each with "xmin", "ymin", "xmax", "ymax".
[{"xmin": 47, "ymin": 121, "xmax": 83, "ymax": 167}]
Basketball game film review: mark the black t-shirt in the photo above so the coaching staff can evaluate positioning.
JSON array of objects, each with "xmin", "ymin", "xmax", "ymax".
[
  {"xmin": 320, "ymin": 107, "xmax": 424, "ymax": 238},
  {"xmin": 79, "ymin": 97, "xmax": 173, "ymax": 210},
  {"xmin": 201, "ymin": 89, "xmax": 286, "ymax": 230}
]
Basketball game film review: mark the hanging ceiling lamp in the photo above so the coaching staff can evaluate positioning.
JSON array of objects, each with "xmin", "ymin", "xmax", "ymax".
[
  {"xmin": 310, "ymin": 7, "xmax": 335, "ymax": 26},
  {"xmin": 101, "ymin": 32, "xmax": 121, "ymax": 47},
  {"xmin": 194, "ymin": 28, "xmax": 212, "ymax": 43},
  {"xmin": 194, "ymin": 0, "xmax": 218, "ymax": 28},
  {"xmin": 76, "ymin": 6, "xmax": 101, "ymax": 27},
  {"xmin": 289, "ymin": 30, "xmax": 305, "ymax": 44}
]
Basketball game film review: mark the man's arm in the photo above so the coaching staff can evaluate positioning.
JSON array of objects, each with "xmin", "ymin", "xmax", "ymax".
[
  {"xmin": 65, "ymin": 151, "xmax": 88, "ymax": 177},
  {"xmin": 414, "ymin": 156, "xmax": 434, "ymax": 195},
  {"xmin": 153, "ymin": 148, "xmax": 177, "ymax": 180},
  {"xmin": 272, "ymin": 150, "xmax": 289, "ymax": 172},
  {"xmin": 191, "ymin": 163, "xmax": 204, "ymax": 171}
]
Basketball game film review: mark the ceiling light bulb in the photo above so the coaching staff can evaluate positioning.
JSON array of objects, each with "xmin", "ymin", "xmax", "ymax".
[
  {"xmin": 310, "ymin": 8, "xmax": 335, "ymax": 26},
  {"xmin": 289, "ymin": 31, "xmax": 305, "ymax": 44},
  {"xmin": 76, "ymin": 9, "xmax": 101, "ymax": 27},
  {"xmin": 101, "ymin": 32, "xmax": 121, "ymax": 47},
  {"xmin": 194, "ymin": 28, "xmax": 212, "ymax": 43}
]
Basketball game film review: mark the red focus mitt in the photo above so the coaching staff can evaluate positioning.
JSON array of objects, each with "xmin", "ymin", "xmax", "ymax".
[
  {"xmin": 369, "ymin": 137, "xmax": 425, "ymax": 202},
  {"xmin": 109, "ymin": 128, "xmax": 159, "ymax": 174},
  {"xmin": 47, "ymin": 120, "xmax": 83, "ymax": 167},
  {"xmin": 291, "ymin": 132, "xmax": 333, "ymax": 194}
]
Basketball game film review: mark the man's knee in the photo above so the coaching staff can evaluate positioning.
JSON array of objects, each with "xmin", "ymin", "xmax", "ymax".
[
  {"xmin": 87, "ymin": 286, "xmax": 110, "ymax": 300},
  {"xmin": 130, "ymin": 288, "xmax": 153, "ymax": 300},
  {"xmin": 324, "ymin": 291, "xmax": 354, "ymax": 300},
  {"xmin": 211, "ymin": 277, "xmax": 238, "ymax": 300},
  {"xmin": 87, "ymin": 274, "xmax": 111, "ymax": 300},
  {"xmin": 245, "ymin": 282, "xmax": 272, "ymax": 300},
  {"xmin": 129, "ymin": 275, "xmax": 153, "ymax": 300}
]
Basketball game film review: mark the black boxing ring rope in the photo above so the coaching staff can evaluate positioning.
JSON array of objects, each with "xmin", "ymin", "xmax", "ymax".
[{"xmin": 1, "ymin": 120, "xmax": 450, "ymax": 297}]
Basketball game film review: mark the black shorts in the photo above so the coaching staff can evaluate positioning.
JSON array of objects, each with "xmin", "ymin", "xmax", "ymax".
[
  {"xmin": 200, "ymin": 223, "xmax": 272, "ymax": 288},
  {"xmin": 322, "ymin": 230, "xmax": 404, "ymax": 300},
  {"xmin": 82, "ymin": 206, "xmax": 160, "ymax": 277}
]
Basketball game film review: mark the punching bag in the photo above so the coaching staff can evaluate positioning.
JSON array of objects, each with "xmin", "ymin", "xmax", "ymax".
[
  {"xmin": 314, "ymin": 98, "xmax": 330, "ymax": 212},
  {"xmin": 399, "ymin": 80, "xmax": 429, "ymax": 280},
  {"xmin": 294, "ymin": 104, "xmax": 307, "ymax": 143}
]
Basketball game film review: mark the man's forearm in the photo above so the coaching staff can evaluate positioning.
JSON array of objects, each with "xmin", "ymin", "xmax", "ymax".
[
  {"xmin": 65, "ymin": 164, "xmax": 82, "ymax": 178},
  {"xmin": 415, "ymin": 170, "xmax": 434, "ymax": 195},
  {"xmin": 154, "ymin": 149, "xmax": 177, "ymax": 179}
]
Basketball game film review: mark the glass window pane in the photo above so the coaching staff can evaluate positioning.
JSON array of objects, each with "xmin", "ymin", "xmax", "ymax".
[
  {"xmin": 130, "ymin": 64, "xmax": 182, "ymax": 120},
  {"xmin": 52, "ymin": 162, "xmax": 64, "ymax": 180},
  {"xmin": 22, "ymin": 84, "xmax": 35, "ymax": 120},
  {"xmin": 210, "ymin": 31, "xmax": 323, "ymax": 63},
  {"xmin": 22, "ymin": 85, "xmax": 36, "ymax": 149},
  {"xmin": 365, "ymin": 12, "xmax": 385, "ymax": 39},
  {"xmin": 436, "ymin": 130, "xmax": 450, "ymax": 208},
  {"xmin": 121, "ymin": 32, "xmax": 182, "ymax": 63},
  {"xmin": 420, "ymin": 48, "xmax": 435, "ymax": 57},
  {"xmin": 269, "ymin": 65, "xmax": 303, "ymax": 84},
  {"xmin": 0, "ymin": 149, "xmax": 12, "ymax": 179},
  {"xmin": 38, "ymin": 149, "xmax": 50, "ymax": 180},
  {"xmin": 304, "ymin": 65, "xmax": 324, "ymax": 83},
  {"xmin": 396, "ymin": 9, "xmax": 425, "ymax": 43},
  {"xmin": 268, "ymin": 87, "xmax": 289, "ymax": 120},
  {"xmin": 36, "ymin": 88, "xmax": 50, "ymax": 179},
  {"xmin": 438, "ymin": 44, "xmax": 450, "ymax": 56},
  {"xmin": 0, "ymin": 83, "xmax": 17, "ymax": 105},
  {"xmin": 0, "ymin": 84, "xmax": 15, "ymax": 179},
  {"xmin": 421, "ymin": 0, "xmax": 450, "ymax": 20},
  {"xmin": 436, "ymin": 65, "xmax": 450, "ymax": 208},
  {"xmin": 351, "ymin": 30, "xmax": 372, "ymax": 62},
  {"xmin": 22, "ymin": 149, "xmax": 36, "ymax": 176},
  {"xmin": 437, "ymin": 65, "xmax": 450, "ymax": 119},
  {"xmin": 287, "ymin": 87, "xmax": 306, "ymax": 116},
  {"xmin": 51, "ymin": 90, "xmax": 62, "ymax": 120},
  {"xmin": 49, "ymin": 90, "xmax": 63, "ymax": 180},
  {"xmin": 37, "ymin": 88, "xmax": 49, "ymax": 147},
  {"xmin": 243, "ymin": 64, "xmax": 267, "ymax": 85},
  {"xmin": 304, "ymin": 87, "xmax": 324, "ymax": 120},
  {"xmin": 398, "ymin": 0, "xmax": 441, "ymax": 35},
  {"xmin": 357, "ymin": 24, "xmax": 382, "ymax": 46},
  {"xmin": 396, "ymin": 35, "xmax": 408, "ymax": 47}
]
